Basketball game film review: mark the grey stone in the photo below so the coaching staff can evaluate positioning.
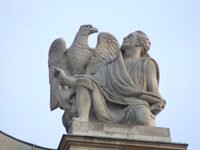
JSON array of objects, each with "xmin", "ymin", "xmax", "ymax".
[
  {"xmin": 49, "ymin": 26, "xmax": 166, "ymax": 132},
  {"xmin": 68, "ymin": 121, "xmax": 171, "ymax": 142},
  {"xmin": 59, "ymin": 135, "xmax": 188, "ymax": 150}
]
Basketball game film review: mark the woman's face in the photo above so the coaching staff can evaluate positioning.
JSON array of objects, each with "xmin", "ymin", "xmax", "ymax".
[{"xmin": 121, "ymin": 32, "xmax": 139, "ymax": 51}]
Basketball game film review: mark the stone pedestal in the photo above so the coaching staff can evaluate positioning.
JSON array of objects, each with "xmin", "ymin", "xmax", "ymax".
[
  {"xmin": 58, "ymin": 135, "xmax": 188, "ymax": 150},
  {"xmin": 58, "ymin": 121, "xmax": 188, "ymax": 150},
  {"xmin": 68, "ymin": 121, "xmax": 171, "ymax": 142}
]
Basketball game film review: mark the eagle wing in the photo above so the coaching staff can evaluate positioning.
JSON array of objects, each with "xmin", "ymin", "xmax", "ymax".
[
  {"xmin": 48, "ymin": 38, "xmax": 69, "ymax": 111},
  {"xmin": 86, "ymin": 32, "xmax": 120, "ymax": 75}
]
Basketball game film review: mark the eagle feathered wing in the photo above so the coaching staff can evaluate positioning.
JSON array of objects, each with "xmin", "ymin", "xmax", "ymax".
[
  {"xmin": 48, "ymin": 38, "xmax": 69, "ymax": 111},
  {"xmin": 86, "ymin": 32, "xmax": 120, "ymax": 75}
]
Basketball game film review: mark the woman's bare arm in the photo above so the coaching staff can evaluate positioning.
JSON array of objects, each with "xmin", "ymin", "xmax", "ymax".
[{"xmin": 52, "ymin": 67, "xmax": 77, "ymax": 88}]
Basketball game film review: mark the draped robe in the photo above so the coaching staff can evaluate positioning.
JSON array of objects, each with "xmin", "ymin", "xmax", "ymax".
[{"xmin": 68, "ymin": 52, "xmax": 162, "ymax": 125}]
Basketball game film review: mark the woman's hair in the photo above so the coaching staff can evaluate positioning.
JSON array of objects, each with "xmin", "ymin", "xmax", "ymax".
[{"xmin": 135, "ymin": 30, "xmax": 151, "ymax": 56}]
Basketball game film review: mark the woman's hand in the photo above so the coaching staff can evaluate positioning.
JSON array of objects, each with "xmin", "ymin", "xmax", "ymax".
[
  {"xmin": 52, "ymin": 67, "xmax": 77, "ymax": 88},
  {"xmin": 52, "ymin": 67, "xmax": 67, "ymax": 84}
]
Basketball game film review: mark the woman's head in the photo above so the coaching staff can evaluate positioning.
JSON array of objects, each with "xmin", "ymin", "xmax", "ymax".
[
  {"xmin": 135, "ymin": 30, "xmax": 151, "ymax": 56},
  {"xmin": 121, "ymin": 31, "xmax": 151, "ymax": 56}
]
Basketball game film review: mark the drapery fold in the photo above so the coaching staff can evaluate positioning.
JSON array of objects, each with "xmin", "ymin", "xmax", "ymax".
[{"xmin": 70, "ymin": 52, "xmax": 161, "ymax": 125}]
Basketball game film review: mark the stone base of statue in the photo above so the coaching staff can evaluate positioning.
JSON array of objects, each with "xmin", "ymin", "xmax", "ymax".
[{"xmin": 58, "ymin": 121, "xmax": 188, "ymax": 150}]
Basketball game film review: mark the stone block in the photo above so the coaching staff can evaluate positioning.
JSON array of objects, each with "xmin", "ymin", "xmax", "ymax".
[
  {"xmin": 68, "ymin": 121, "xmax": 172, "ymax": 142},
  {"xmin": 58, "ymin": 135, "xmax": 188, "ymax": 150}
]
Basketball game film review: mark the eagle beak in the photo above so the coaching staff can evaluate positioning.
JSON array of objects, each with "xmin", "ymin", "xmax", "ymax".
[{"xmin": 89, "ymin": 27, "xmax": 98, "ymax": 34}]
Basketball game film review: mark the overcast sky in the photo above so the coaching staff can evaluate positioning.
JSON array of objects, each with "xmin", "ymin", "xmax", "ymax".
[{"xmin": 0, "ymin": 0, "xmax": 199, "ymax": 149}]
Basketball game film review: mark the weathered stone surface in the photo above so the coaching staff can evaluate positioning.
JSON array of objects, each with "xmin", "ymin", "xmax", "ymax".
[
  {"xmin": 68, "ymin": 121, "xmax": 171, "ymax": 142},
  {"xmin": 49, "ymin": 26, "xmax": 166, "ymax": 132},
  {"xmin": 58, "ymin": 134, "xmax": 188, "ymax": 150}
]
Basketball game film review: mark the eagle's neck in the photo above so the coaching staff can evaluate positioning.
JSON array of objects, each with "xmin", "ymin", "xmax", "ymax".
[{"xmin": 71, "ymin": 34, "xmax": 89, "ymax": 48}]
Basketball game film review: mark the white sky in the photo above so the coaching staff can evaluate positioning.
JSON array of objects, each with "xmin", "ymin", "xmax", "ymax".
[{"xmin": 0, "ymin": 0, "xmax": 199, "ymax": 149}]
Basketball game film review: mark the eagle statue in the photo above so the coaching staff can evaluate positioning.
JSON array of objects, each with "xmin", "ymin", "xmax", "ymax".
[{"xmin": 48, "ymin": 24, "xmax": 120, "ymax": 112}]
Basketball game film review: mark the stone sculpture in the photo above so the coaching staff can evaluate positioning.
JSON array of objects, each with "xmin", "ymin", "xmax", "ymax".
[{"xmin": 48, "ymin": 25, "xmax": 166, "ymax": 132}]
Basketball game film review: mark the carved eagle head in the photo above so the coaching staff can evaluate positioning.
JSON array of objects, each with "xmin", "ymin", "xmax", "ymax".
[
  {"xmin": 71, "ymin": 24, "xmax": 98, "ymax": 48},
  {"xmin": 78, "ymin": 24, "xmax": 98, "ymax": 36}
]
